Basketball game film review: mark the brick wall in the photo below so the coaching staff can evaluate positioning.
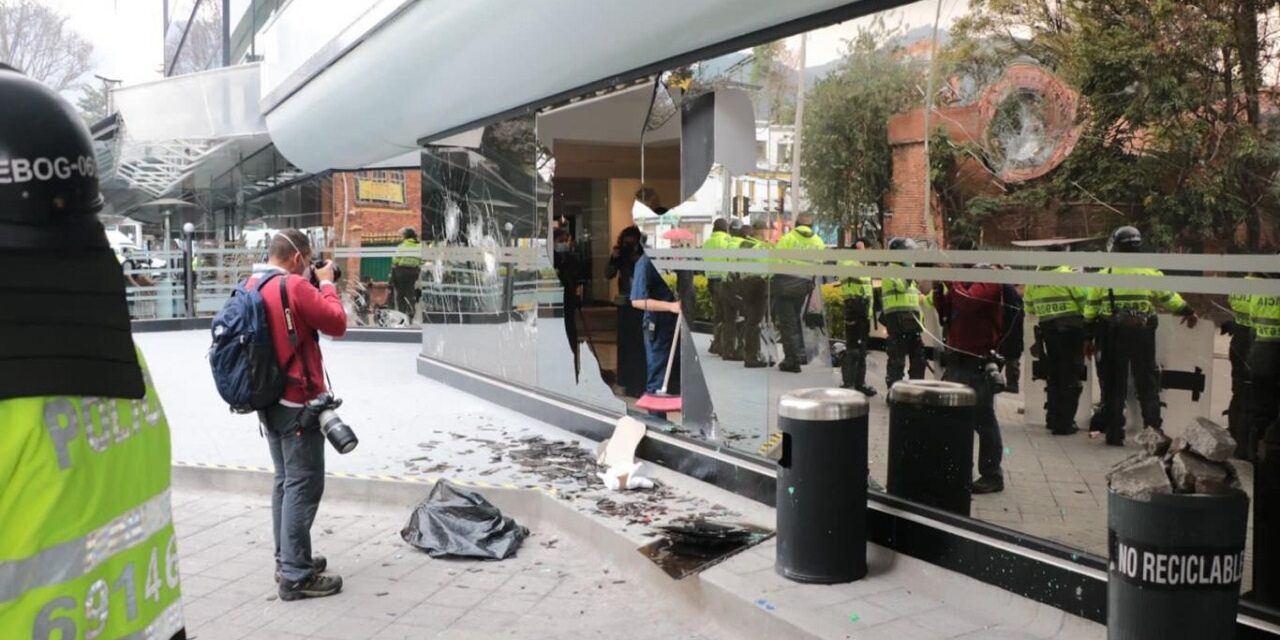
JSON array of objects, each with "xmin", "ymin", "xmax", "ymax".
[
  {"xmin": 884, "ymin": 106, "xmax": 984, "ymax": 245},
  {"xmin": 332, "ymin": 170, "xmax": 423, "ymax": 242}
]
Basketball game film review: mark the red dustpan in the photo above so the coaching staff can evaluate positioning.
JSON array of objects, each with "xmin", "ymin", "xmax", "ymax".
[{"xmin": 636, "ymin": 310, "xmax": 683, "ymax": 413}]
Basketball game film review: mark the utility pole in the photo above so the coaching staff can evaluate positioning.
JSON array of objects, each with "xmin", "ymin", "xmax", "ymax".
[
  {"xmin": 221, "ymin": 0, "xmax": 232, "ymax": 67},
  {"xmin": 789, "ymin": 33, "xmax": 807, "ymax": 224},
  {"xmin": 94, "ymin": 75, "xmax": 122, "ymax": 116},
  {"xmin": 920, "ymin": 0, "xmax": 944, "ymax": 246}
]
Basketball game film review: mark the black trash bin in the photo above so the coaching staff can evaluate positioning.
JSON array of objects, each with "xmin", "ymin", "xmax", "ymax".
[
  {"xmin": 1108, "ymin": 491, "xmax": 1249, "ymax": 639},
  {"xmin": 887, "ymin": 380, "xmax": 976, "ymax": 517},
  {"xmin": 775, "ymin": 387, "xmax": 869, "ymax": 584}
]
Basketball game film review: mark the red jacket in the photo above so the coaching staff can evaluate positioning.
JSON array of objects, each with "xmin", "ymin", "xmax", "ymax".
[
  {"xmin": 249, "ymin": 267, "xmax": 347, "ymax": 404},
  {"xmin": 935, "ymin": 281, "xmax": 1004, "ymax": 357}
]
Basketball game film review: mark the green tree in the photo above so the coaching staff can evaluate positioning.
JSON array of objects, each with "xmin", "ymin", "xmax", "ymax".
[
  {"xmin": 942, "ymin": 0, "xmax": 1280, "ymax": 251},
  {"xmin": 801, "ymin": 17, "xmax": 925, "ymax": 244},
  {"xmin": 77, "ymin": 81, "xmax": 110, "ymax": 125},
  {"xmin": 749, "ymin": 42, "xmax": 797, "ymax": 124}
]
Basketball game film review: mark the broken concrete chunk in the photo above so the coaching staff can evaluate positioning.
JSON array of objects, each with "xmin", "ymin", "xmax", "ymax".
[
  {"xmin": 1194, "ymin": 478, "xmax": 1241, "ymax": 496},
  {"xmin": 1107, "ymin": 456, "xmax": 1173, "ymax": 500},
  {"xmin": 1135, "ymin": 427, "xmax": 1172, "ymax": 457},
  {"xmin": 1183, "ymin": 418, "xmax": 1237, "ymax": 463},
  {"xmin": 1170, "ymin": 451, "xmax": 1229, "ymax": 493}
]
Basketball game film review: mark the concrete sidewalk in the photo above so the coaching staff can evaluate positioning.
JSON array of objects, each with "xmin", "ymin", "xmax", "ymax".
[
  {"xmin": 143, "ymin": 331, "xmax": 1102, "ymax": 639},
  {"xmin": 173, "ymin": 486, "xmax": 728, "ymax": 640}
]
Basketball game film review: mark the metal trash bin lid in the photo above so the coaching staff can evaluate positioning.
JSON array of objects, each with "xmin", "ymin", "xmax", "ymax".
[
  {"xmin": 887, "ymin": 380, "xmax": 976, "ymax": 407},
  {"xmin": 778, "ymin": 388, "xmax": 870, "ymax": 421}
]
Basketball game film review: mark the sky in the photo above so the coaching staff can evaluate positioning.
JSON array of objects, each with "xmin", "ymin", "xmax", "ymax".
[
  {"xmin": 41, "ymin": 0, "xmax": 166, "ymax": 97},
  {"xmin": 781, "ymin": 0, "xmax": 971, "ymax": 68}
]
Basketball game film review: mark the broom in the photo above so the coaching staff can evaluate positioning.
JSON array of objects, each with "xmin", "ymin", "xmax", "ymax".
[{"xmin": 635, "ymin": 310, "xmax": 683, "ymax": 413}]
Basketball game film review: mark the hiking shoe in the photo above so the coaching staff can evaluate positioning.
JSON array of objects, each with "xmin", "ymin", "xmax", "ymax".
[
  {"xmin": 279, "ymin": 573, "xmax": 343, "ymax": 601},
  {"xmin": 971, "ymin": 477, "xmax": 1004, "ymax": 494},
  {"xmin": 275, "ymin": 554, "xmax": 327, "ymax": 584}
]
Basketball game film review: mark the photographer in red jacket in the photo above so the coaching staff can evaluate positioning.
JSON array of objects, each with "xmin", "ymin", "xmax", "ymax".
[
  {"xmin": 933, "ymin": 264, "xmax": 1007, "ymax": 495},
  {"xmin": 248, "ymin": 229, "xmax": 347, "ymax": 600}
]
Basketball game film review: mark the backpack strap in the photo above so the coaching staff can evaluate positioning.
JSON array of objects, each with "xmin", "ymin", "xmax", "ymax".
[{"xmin": 277, "ymin": 275, "xmax": 318, "ymax": 394}]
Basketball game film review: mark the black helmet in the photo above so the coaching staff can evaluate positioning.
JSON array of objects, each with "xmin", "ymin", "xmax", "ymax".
[
  {"xmin": 400, "ymin": 226, "xmax": 418, "ymax": 240},
  {"xmin": 0, "ymin": 65, "xmax": 143, "ymax": 401},
  {"xmin": 0, "ymin": 64, "xmax": 106, "ymax": 250},
  {"xmin": 1108, "ymin": 226, "xmax": 1142, "ymax": 253},
  {"xmin": 888, "ymin": 237, "xmax": 918, "ymax": 251}
]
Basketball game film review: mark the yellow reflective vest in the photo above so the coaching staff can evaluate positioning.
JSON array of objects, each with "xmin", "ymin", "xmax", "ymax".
[
  {"xmin": 1229, "ymin": 277, "xmax": 1258, "ymax": 328},
  {"xmin": 391, "ymin": 238, "xmax": 424, "ymax": 268},
  {"xmin": 1025, "ymin": 265, "xmax": 1087, "ymax": 321},
  {"xmin": 1084, "ymin": 267, "xmax": 1187, "ymax": 321},
  {"xmin": 702, "ymin": 230, "xmax": 733, "ymax": 279},
  {"xmin": 838, "ymin": 260, "xmax": 873, "ymax": 298},
  {"xmin": 1252, "ymin": 289, "xmax": 1280, "ymax": 343},
  {"xmin": 882, "ymin": 273, "xmax": 921, "ymax": 316},
  {"xmin": 0, "ymin": 353, "xmax": 183, "ymax": 639}
]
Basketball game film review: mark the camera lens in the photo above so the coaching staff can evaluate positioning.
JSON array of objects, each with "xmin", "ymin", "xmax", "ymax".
[{"xmin": 318, "ymin": 409, "xmax": 358, "ymax": 454}]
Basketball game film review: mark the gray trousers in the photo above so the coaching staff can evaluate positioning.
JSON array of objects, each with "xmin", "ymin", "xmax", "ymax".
[{"xmin": 262, "ymin": 404, "xmax": 326, "ymax": 582}]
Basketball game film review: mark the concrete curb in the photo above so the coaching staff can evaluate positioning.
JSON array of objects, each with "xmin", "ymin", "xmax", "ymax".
[{"xmin": 170, "ymin": 462, "xmax": 814, "ymax": 640}]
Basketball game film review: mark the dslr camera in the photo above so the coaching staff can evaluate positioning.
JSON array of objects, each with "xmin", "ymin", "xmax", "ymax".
[
  {"xmin": 982, "ymin": 350, "xmax": 1007, "ymax": 394},
  {"xmin": 302, "ymin": 392, "xmax": 359, "ymax": 454},
  {"xmin": 309, "ymin": 258, "xmax": 342, "ymax": 288}
]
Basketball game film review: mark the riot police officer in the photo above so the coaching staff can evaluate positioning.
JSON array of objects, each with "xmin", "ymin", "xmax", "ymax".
[
  {"xmin": 882, "ymin": 237, "xmax": 926, "ymax": 389},
  {"xmin": 0, "ymin": 64, "xmax": 186, "ymax": 639},
  {"xmin": 390, "ymin": 226, "xmax": 423, "ymax": 316},
  {"xmin": 1247, "ymin": 267, "xmax": 1280, "ymax": 607},
  {"xmin": 1084, "ymin": 226, "xmax": 1198, "ymax": 446},
  {"xmin": 1025, "ymin": 247, "xmax": 1088, "ymax": 435},
  {"xmin": 703, "ymin": 218, "xmax": 735, "ymax": 358},
  {"xmin": 735, "ymin": 220, "xmax": 771, "ymax": 368},
  {"xmin": 840, "ymin": 238, "xmax": 876, "ymax": 395},
  {"xmin": 770, "ymin": 213, "xmax": 825, "ymax": 373}
]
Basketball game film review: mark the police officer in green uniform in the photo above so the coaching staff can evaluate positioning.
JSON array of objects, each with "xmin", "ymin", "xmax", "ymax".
[
  {"xmin": 735, "ymin": 220, "xmax": 771, "ymax": 368},
  {"xmin": 1084, "ymin": 226, "xmax": 1197, "ymax": 446},
  {"xmin": 1025, "ymin": 251, "xmax": 1089, "ymax": 435},
  {"xmin": 703, "ymin": 218, "xmax": 736, "ymax": 359},
  {"xmin": 840, "ymin": 238, "xmax": 877, "ymax": 395},
  {"xmin": 882, "ymin": 237, "xmax": 926, "ymax": 389},
  {"xmin": 390, "ymin": 226, "xmax": 423, "ymax": 316},
  {"xmin": 770, "ymin": 213, "xmax": 825, "ymax": 373},
  {"xmin": 1247, "ymin": 269, "xmax": 1280, "ymax": 607},
  {"xmin": 0, "ymin": 64, "xmax": 185, "ymax": 639},
  {"xmin": 1226, "ymin": 279, "xmax": 1258, "ymax": 459}
]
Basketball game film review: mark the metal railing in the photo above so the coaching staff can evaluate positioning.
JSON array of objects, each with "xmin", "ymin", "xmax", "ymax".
[{"xmin": 127, "ymin": 243, "xmax": 559, "ymax": 328}]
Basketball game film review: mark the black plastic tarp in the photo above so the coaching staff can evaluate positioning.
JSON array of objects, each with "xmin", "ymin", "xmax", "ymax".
[{"xmin": 400, "ymin": 480, "xmax": 529, "ymax": 560}]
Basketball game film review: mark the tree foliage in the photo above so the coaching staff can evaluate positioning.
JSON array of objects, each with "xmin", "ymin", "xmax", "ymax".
[
  {"xmin": 0, "ymin": 0, "xmax": 92, "ymax": 91},
  {"xmin": 77, "ymin": 81, "xmax": 110, "ymax": 125},
  {"xmin": 801, "ymin": 17, "xmax": 925, "ymax": 243},
  {"xmin": 940, "ymin": 0, "xmax": 1280, "ymax": 250}
]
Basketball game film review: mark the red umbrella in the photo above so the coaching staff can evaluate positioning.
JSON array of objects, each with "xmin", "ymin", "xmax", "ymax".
[{"xmin": 663, "ymin": 228, "xmax": 696, "ymax": 242}]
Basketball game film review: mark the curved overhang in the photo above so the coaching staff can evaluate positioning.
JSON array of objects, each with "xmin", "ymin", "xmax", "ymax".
[{"xmin": 264, "ymin": 0, "xmax": 882, "ymax": 173}]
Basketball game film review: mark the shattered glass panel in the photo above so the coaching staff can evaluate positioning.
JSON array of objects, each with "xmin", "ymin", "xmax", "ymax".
[{"xmin": 419, "ymin": 117, "xmax": 541, "ymax": 385}]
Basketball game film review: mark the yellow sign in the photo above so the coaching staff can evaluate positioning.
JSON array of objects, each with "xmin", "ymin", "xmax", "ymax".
[{"xmin": 356, "ymin": 179, "xmax": 405, "ymax": 204}]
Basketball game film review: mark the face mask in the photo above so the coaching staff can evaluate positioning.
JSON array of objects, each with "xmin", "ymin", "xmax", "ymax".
[{"xmin": 554, "ymin": 243, "xmax": 570, "ymax": 253}]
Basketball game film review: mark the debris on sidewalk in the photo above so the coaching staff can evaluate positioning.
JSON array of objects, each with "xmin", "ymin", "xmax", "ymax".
[
  {"xmin": 1107, "ymin": 419, "xmax": 1241, "ymax": 499},
  {"xmin": 401, "ymin": 480, "xmax": 529, "ymax": 560},
  {"xmin": 639, "ymin": 520, "xmax": 773, "ymax": 579},
  {"xmin": 596, "ymin": 417, "xmax": 653, "ymax": 491}
]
